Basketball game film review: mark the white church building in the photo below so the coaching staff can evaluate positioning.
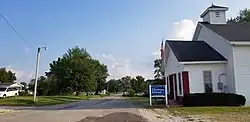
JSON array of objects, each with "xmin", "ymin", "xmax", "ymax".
[{"xmin": 163, "ymin": 5, "xmax": 250, "ymax": 105}]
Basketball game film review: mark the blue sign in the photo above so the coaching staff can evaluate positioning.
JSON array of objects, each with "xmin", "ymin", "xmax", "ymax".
[{"xmin": 151, "ymin": 85, "xmax": 166, "ymax": 96}]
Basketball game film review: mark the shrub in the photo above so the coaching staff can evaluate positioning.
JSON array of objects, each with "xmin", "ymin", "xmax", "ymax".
[
  {"xmin": 142, "ymin": 91, "xmax": 149, "ymax": 97},
  {"xmin": 128, "ymin": 89, "xmax": 135, "ymax": 97},
  {"xmin": 183, "ymin": 93, "xmax": 246, "ymax": 106},
  {"xmin": 122, "ymin": 89, "xmax": 136, "ymax": 97},
  {"xmin": 19, "ymin": 91, "xmax": 31, "ymax": 96}
]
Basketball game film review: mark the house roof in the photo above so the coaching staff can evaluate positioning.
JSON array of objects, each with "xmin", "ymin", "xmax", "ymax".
[
  {"xmin": 200, "ymin": 22, "xmax": 250, "ymax": 41},
  {"xmin": 0, "ymin": 82, "xmax": 24, "ymax": 87},
  {"xmin": 167, "ymin": 41, "xmax": 227, "ymax": 62},
  {"xmin": 208, "ymin": 5, "xmax": 228, "ymax": 9}
]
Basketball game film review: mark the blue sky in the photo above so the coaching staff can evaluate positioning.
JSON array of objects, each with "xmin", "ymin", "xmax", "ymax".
[{"xmin": 0, "ymin": 0, "xmax": 250, "ymax": 82}]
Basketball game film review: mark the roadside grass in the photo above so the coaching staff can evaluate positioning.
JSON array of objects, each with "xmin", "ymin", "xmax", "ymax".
[
  {"xmin": 168, "ymin": 106, "xmax": 250, "ymax": 122},
  {"xmin": 128, "ymin": 96, "xmax": 250, "ymax": 122},
  {"xmin": 126, "ymin": 96, "xmax": 149, "ymax": 107},
  {"xmin": 0, "ymin": 95, "xmax": 103, "ymax": 106}
]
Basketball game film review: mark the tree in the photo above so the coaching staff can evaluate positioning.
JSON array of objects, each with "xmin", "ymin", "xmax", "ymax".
[
  {"xmin": 106, "ymin": 79, "xmax": 120, "ymax": 93},
  {"xmin": 154, "ymin": 59, "xmax": 163, "ymax": 79},
  {"xmin": 0, "ymin": 68, "xmax": 16, "ymax": 83},
  {"xmin": 48, "ymin": 46, "xmax": 99, "ymax": 96},
  {"xmin": 131, "ymin": 76, "xmax": 146, "ymax": 93},
  {"xmin": 227, "ymin": 8, "xmax": 250, "ymax": 23},
  {"xmin": 28, "ymin": 79, "xmax": 35, "ymax": 92},
  {"xmin": 20, "ymin": 82, "xmax": 28, "ymax": 91},
  {"xmin": 120, "ymin": 76, "xmax": 131, "ymax": 92},
  {"xmin": 93, "ymin": 60, "xmax": 109, "ymax": 95}
]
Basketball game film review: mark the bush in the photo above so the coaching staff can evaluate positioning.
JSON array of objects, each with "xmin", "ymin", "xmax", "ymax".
[
  {"xmin": 183, "ymin": 93, "xmax": 246, "ymax": 106},
  {"xmin": 142, "ymin": 91, "xmax": 149, "ymax": 97},
  {"xmin": 19, "ymin": 91, "xmax": 31, "ymax": 96},
  {"xmin": 122, "ymin": 89, "xmax": 135, "ymax": 97}
]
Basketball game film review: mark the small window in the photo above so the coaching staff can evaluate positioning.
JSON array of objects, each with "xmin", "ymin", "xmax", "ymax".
[
  {"xmin": 203, "ymin": 71, "xmax": 213, "ymax": 93},
  {"xmin": 215, "ymin": 12, "xmax": 220, "ymax": 17}
]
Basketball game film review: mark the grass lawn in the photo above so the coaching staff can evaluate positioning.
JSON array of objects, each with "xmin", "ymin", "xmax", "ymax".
[
  {"xmin": 0, "ymin": 95, "xmax": 103, "ymax": 106},
  {"xmin": 168, "ymin": 106, "xmax": 250, "ymax": 122},
  {"xmin": 128, "ymin": 97, "xmax": 250, "ymax": 122}
]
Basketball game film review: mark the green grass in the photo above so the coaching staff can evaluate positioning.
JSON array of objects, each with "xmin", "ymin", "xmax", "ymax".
[
  {"xmin": 127, "ymin": 97, "xmax": 250, "ymax": 122},
  {"xmin": 168, "ymin": 106, "xmax": 250, "ymax": 115},
  {"xmin": 168, "ymin": 106, "xmax": 250, "ymax": 122},
  {"xmin": 0, "ymin": 95, "xmax": 102, "ymax": 106}
]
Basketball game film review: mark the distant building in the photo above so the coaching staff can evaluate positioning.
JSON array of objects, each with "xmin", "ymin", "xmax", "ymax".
[{"xmin": 0, "ymin": 82, "xmax": 25, "ymax": 92}]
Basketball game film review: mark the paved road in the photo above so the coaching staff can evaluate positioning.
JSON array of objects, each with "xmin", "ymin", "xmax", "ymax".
[{"xmin": 0, "ymin": 96, "xmax": 150, "ymax": 122}]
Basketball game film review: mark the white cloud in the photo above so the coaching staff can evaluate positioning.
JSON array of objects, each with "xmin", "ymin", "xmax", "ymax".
[
  {"xmin": 94, "ymin": 20, "xmax": 197, "ymax": 80},
  {"xmin": 151, "ymin": 51, "xmax": 161, "ymax": 59},
  {"xmin": 5, "ymin": 65, "xmax": 25, "ymax": 81},
  {"xmin": 169, "ymin": 19, "xmax": 196, "ymax": 40},
  {"xmin": 95, "ymin": 54, "xmax": 154, "ymax": 80},
  {"xmin": 4, "ymin": 65, "xmax": 34, "ymax": 82}
]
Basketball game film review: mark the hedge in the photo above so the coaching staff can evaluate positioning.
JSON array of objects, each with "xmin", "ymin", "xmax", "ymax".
[{"xmin": 183, "ymin": 93, "xmax": 246, "ymax": 106}]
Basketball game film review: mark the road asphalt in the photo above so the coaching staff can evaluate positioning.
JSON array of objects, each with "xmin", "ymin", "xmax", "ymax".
[{"xmin": 0, "ymin": 96, "xmax": 153, "ymax": 122}]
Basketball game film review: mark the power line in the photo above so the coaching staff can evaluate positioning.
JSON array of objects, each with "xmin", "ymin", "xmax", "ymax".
[{"xmin": 0, "ymin": 12, "xmax": 34, "ymax": 48}]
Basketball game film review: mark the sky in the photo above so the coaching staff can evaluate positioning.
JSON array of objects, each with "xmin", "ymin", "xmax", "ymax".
[{"xmin": 0, "ymin": 0, "xmax": 250, "ymax": 82}]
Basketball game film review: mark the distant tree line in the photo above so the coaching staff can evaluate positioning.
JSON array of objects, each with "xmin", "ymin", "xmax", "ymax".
[{"xmin": 106, "ymin": 76, "xmax": 164, "ymax": 94}]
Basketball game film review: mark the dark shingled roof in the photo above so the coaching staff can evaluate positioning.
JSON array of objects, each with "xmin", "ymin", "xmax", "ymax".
[
  {"xmin": 201, "ymin": 22, "xmax": 250, "ymax": 41},
  {"xmin": 208, "ymin": 5, "xmax": 228, "ymax": 9},
  {"xmin": 167, "ymin": 41, "xmax": 227, "ymax": 62}
]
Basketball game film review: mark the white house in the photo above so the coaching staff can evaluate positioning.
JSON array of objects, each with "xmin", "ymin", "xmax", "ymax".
[
  {"xmin": 163, "ymin": 5, "xmax": 250, "ymax": 105},
  {"xmin": 0, "ymin": 82, "xmax": 25, "ymax": 92}
]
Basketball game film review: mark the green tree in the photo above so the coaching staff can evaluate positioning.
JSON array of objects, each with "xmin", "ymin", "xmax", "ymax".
[
  {"xmin": 20, "ymin": 82, "xmax": 28, "ymax": 91},
  {"xmin": 0, "ymin": 68, "xmax": 16, "ymax": 83},
  {"xmin": 154, "ymin": 59, "xmax": 163, "ymax": 79},
  {"xmin": 131, "ymin": 76, "xmax": 146, "ymax": 93},
  {"xmin": 120, "ymin": 76, "xmax": 131, "ymax": 92},
  {"xmin": 227, "ymin": 8, "xmax": 250, "ymax": 23},
  {"xmin": 28, "ymin": 79, "xmax": 35, "ymax": 92},
  {"xmin": 106, "ymin": 79, "xmax": 120, "ymax": 93},
  {"xmin": 93, "ymin": 60, "xmax": 109, "ymax": 95},
  {"xmin": 48, "ymin": 46, "xmax": 98, "ymax": 96}
]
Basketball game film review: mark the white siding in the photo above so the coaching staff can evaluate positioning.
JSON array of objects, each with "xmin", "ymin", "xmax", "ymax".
[
  {"xmin": 203, "ymin": 13, "xmax": 210, "ymax": 23},
  {"xmin": 233, "ymin": 45, "xmax": 250, "ymax": 105},
  {"xmin": 164, "ymin": 47, "xmax": 183, "ymax": 76},
  {"xmin": 183, "ymin": 63, "xmax": 226, "ymax": 93},
  {"xmin": 209, "ymin": 11, "xmax": 227, "ymax": 24},
  {"xmin": 195, "ymin": 25, "xmax": 236, "ymax": 93}
]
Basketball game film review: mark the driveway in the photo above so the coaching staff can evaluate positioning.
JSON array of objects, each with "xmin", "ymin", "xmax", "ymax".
[{"xmin": 0, "ymin": 96, "xmax": 167, "ymax": 122}]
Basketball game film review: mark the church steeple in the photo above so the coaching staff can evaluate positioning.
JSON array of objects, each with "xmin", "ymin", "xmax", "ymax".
[{"xmin": 200, "ymin": 5, "xmax": 229, "ymax": 24}]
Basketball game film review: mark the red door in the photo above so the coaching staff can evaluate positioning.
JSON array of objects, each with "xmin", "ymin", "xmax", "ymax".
[{"xmin": 182, "ymin": 71, "xmax": 190, "ymax": 95}]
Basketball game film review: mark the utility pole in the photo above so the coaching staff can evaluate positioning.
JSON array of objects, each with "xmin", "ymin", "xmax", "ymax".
[{"xmin": 33, "ymin": 47, "xmax": 46, "ymax": 102}]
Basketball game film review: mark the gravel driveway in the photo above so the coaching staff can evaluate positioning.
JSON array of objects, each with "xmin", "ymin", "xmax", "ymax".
[{"xmin": 0, "ymin": 96, "xmax": 168, "ymax": 122}]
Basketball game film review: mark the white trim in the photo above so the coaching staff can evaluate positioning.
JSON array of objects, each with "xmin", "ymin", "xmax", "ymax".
[
  {"xmin": 177, "ymin": 72, "xmax": 184, "ymax": 96},
  {"xmin": 231, "ymin": 41, "xmax": 250, "ymax": 46},
  {"xmin": 180, "ymin": 61, "xmax": 227, "ymax": 65}
]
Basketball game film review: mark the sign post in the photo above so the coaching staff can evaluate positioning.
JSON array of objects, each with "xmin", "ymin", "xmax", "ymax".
[
  {"xmin": 149, "ymin": 85, "xmax": 152, "ymax": 106},
  {"xmin": 149, "ymin": 85, "xmax": 168, "ymax": 106}
]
